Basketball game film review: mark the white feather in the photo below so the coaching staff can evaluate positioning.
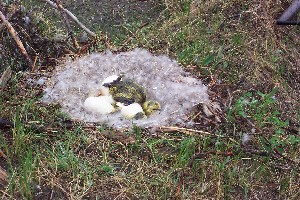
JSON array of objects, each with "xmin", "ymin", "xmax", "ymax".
[{"xmin": 242, "ymin": 133, "xmax": 252, "ymax": 145}]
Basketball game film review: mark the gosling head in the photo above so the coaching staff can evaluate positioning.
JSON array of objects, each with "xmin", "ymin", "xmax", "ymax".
[
  {"xmin": 100, "ymin": 74, "xmax": 124, "ymax": 96},
  {"xmin": 104, "ymin": 77, "xmax": 146, "ymax": 106},
  {"xmin": 102, "ymin": 74, "xmax": 124, "ymax": 87},
  {"xmin": 142, "ymin": 100, "xmax": 161, "ymax": 116}
]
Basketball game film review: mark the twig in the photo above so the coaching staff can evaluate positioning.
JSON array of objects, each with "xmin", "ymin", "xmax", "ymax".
[
  {"xmin": 0, "ymin": 11, "xmax": 33, "ymax": 68},
  {"xmin": 43, "ymin": 0, "xmax": 97, "ymax": 38},
  {"xmin": 54, "ymin": 0, "xmax": 79, "ymax": 50},
  {"xmin": 158, "ymin": 126, "xmax": 214, "ymax": 136},
  {"xmin": 31, "ymin": 55, "xmax": 38, "ymax": 72},
  {"xmin": 49, "ymin": 190, "xmax": 54, "ymax": 200}
]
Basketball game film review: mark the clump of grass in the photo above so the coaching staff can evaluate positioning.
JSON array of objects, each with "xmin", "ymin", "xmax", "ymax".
[{"xmin": 227, "ymin": 87, "xmax": 299, "ymax": 154}]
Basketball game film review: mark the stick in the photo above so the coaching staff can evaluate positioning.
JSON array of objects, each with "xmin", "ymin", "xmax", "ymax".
[
  {"xmin": 31, "ymin": 55, "xmax": 38, "ymax": 72},
  {"xmin": 158, "ymin": 126, "xmax": 213, "ymax": 136},
  {"xmin": 0, "ymin": 11, "xmax": 33, "ymax": 67},
  {"xmin": 43, "ymin": 0, "xmax": 97, "ymax": 38},
  {"xmin": 54, "ymin": 0, "xmax": 79, "ymax": 50}
]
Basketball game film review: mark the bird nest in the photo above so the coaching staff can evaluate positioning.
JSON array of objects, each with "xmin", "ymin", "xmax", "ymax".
[{"xmin": 42, "ymin": 48, "xmax": 209, "ymax": 129}]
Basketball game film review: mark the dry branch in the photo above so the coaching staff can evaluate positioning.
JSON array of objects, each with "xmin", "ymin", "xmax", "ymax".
[
  {"xmin": 158, "ymin": 126, "xmax": 213, "ymax": 136},
  {"xmin": 54, "ymin": 0, "xmax": 79, "ymax": 50},
  {"xmin": 43, "ymin": 0, "xmax": 97, "ymax": 38},
  {"xmin": 0, "ymin": 11, "xmax": 33, "ymax": 67}
]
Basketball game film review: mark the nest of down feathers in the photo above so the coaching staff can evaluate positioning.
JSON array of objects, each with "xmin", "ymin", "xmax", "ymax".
[{"xmin": 42, "ymin": 48, "xmax": 209, "ymax": 129}]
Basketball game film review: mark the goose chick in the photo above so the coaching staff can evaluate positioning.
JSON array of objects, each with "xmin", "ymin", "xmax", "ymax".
[
  {"xmin": 143, "ymin": 100, "xmax": 161, "ymax": 116},
  {"xmin": 103, "ymin": 78, "xmax": 146, "ymax": 105},
  {"xmin": 99, "ymin": 74, "xmax": 122, "ymax": 96}
]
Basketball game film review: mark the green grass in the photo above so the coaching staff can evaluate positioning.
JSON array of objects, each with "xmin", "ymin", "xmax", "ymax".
[{"xmin": 1, "ymin": 0, "xmax": 299, "ymax": 199}]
